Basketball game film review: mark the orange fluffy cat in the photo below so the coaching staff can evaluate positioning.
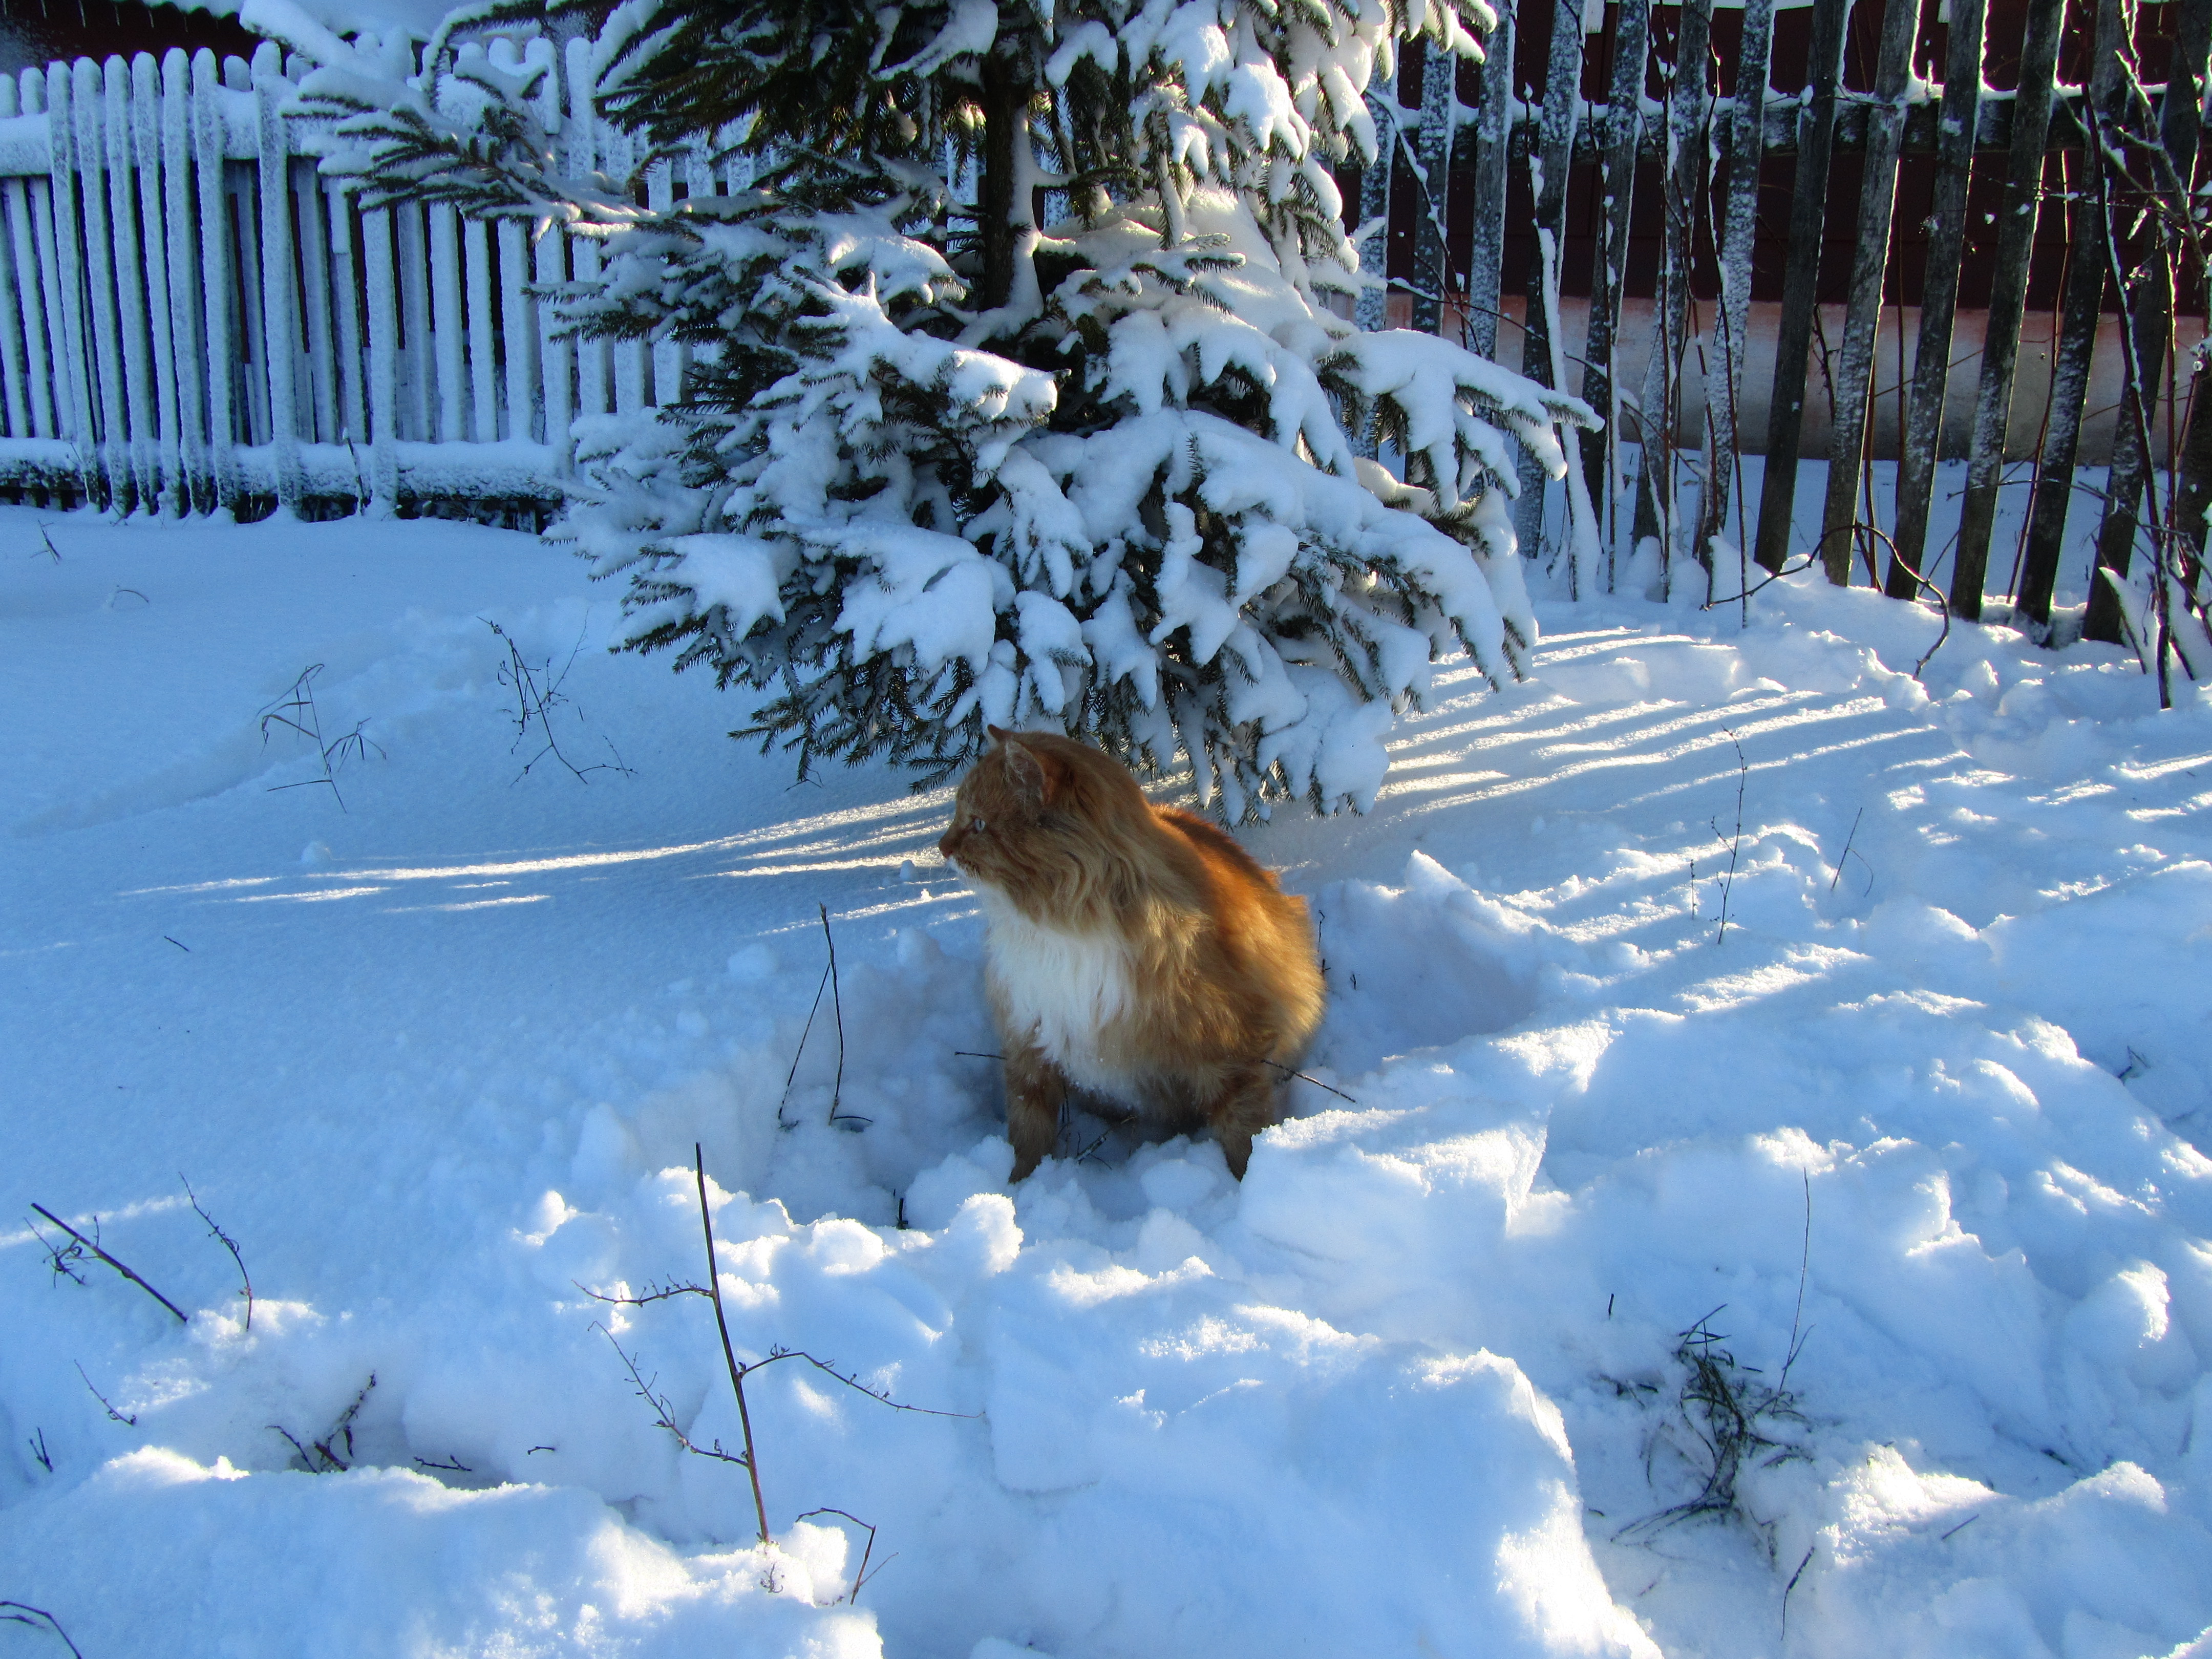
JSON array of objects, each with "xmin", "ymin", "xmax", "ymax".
[{"xmin": 938, "ymin": 727, "xmax": 1325, "ymax": 1181}]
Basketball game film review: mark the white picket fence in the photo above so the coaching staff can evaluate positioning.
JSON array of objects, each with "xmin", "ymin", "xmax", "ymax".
[{"xmin": 0, "ymin": 40, "xmax": 745, "ymax": 518}]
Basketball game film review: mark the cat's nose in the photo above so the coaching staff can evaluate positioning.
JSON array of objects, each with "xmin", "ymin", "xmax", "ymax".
[{"xmin": 937, "ymin": 828, "xmax": 959, "ymax": 862}]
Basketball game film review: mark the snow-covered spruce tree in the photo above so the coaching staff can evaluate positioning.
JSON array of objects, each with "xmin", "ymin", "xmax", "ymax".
[{"xmin": 310, "ymin": 0, "xmax": 1594, "ymax": 819}]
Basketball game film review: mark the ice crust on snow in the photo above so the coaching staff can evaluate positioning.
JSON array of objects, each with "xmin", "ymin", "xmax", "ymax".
[{"xmin": 4, "ymin": 516, "xmax": 2212, "ymax": 1657}]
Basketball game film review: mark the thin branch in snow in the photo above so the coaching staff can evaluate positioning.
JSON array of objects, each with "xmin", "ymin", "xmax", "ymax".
[
  {"xmin": 576, "ymin": 1276, "xmax": 708, "ymax": 1307},
  {"xmin": 795, "ymin": 1507, "xmax": 896, "ymax": 1603},
  {"xmin": 182, "ymin": 1175, "xmax": 253, "ymax": 1332},
  {"xmin": 75, "ymin": 1364, "xmax": 136, "ymax": 1427},
  {"xmin": 484, "ymin": 618, "xmax": 633, "ymax": 784},
  {"xmin": 1712, "ymin": 729, "xmax": 1747, "ymax": 946},
  {"xmin": 270, "ymin": 1374, "xmax": 377, "ymax": 1473},
  {"xmin": 29, "ymin": 1205, "xmax": 187, "ymax": 1323},
  {"xmin": 0, "ymin": 1602, "xmax": 86, "ymax": 1659},
  {"xmin": 27, "ymin": 1427, "xmax": 52, "ymax": 1474},
  {"xmin": 259, "ymin": 665, "xmax": 385, "ymax": 812},
  {"xmin": 819, "ymin": 905, "xmax": 861, "ymax": 1131},
  {"xmin": 1828, "ymin": 808, "xmax": 1872, "ymax": 898}
]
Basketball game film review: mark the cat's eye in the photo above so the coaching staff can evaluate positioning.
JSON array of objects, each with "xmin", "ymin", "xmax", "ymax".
[{"xmin": 969, "ymin": 816, "xmax": 987, "ymax": 833}]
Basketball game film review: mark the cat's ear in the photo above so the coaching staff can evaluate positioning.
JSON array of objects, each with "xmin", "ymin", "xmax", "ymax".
[{"xmin": 997, "ymin": 732, "xmax": 1069, "ymax": 807}]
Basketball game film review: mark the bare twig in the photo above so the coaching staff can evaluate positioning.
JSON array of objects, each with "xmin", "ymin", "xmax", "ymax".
[
  {"xmin": 30, "ymin": 1205, "xmax": 187, "ymax": 1323},
  {"xmin": 412, "ymin": 1453, "xmax": 474, "ymax": 1474},
  {"xmin": 483, "ymin": 618, "xmax": 633, "ymax": 784},
  {"xmin": 1778, "ymin": 1171, "xmax": 1814, "ymax": 1395},
  {"xmin": 575, "ymin": 1276, "xmax": 708, "ymax": 1308},
  {"xmin": 271, "ymin": 1374, "xmax": 377, "ymax": 1473},
  {"xmin": 777, "ymin": 966, "xmax": 834, "ymax": 1130},
  {"xmin": 1260, "ymin": 1058, "xmax": 1360, "ymax": 1106},
  {"xmin": 696, "ymin": 1144, "xmax": 776, "ymax": 1546},
  {"xmin": 818, "ymin": 906, "xmax": 862, "ymax": 1130},
  {"xmin": 258, "ymin": 665, "xmax": 384, "ymax": 811},
  {"xmin": 795, "ymin": 1507, "xmax": 894, "ymax": 1603},
  {"xmin": 1780, "ymin": 1544, "xmax": 1816, "ymax": 1639},
  {"xmin": 1828, "ymin": 808, "xmax": 1866, "ymax": 895},
  {"xmin": 27, "ymin": 1427, "xmax": 52, "ymax": 1473},
  {"xmin": 33, "ymin": 521, "xmax": 61, "ymax": 562},
  {"xmin": 75, "ymin": 1363, "xmax": 136, "ymax": 1427},
  {"xmin": 1713, "ymin": 729, "xmax": 1747, "ymax": 946},
  {"xmin": 182, "ymin": 1177, "xmax": 252, "ymax": 1332},
  {"xmin": 599, "ymin": 1323, "xmax": 756, "ymax": 1472},
  {"xmin": 0, "ymin": 1602, "xmax": 85, "ymax": 1659},
  {"xmin": 163, "ymin": 935, "xmax": 190, "ymax": 952}
]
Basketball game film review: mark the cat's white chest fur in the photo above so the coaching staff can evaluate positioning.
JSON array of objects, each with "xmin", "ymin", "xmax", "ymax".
[{"xmin": 978, "ymin": 891, "xmax": 1135, "ymax": 1093}]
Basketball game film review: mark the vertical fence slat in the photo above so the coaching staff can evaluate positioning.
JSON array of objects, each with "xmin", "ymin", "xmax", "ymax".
[
  {"xmin": 0, "ymin": 77, "xmax": 29, "ymax": 441},
  {"xmin": 1750, "ymin": 0, "xmax": 1848, "ymax": 572},
  {"xmin": 1579, "ymin": 0, "xmax": 1649, "ymax": 536},
  {"xmin": 191, "ymin": 50, "xmax": 238, "ymax": 512},
  {"xmin": 1409, "ymin": 37, "xmax": 1454, "ymax": 336},
  {"xmin": 294, "ymin": 157, "xmax": 339, "ymax": 445},
  {"xmin": 161, "ymin": 49, "xmax": 208, "ymax": 509},
  {"xmin": 252, "ymin": 44, "xmax": 304, "ymax": 508},
  {"xmin": 609, "ymin": 125, "xmax": 646, "ymax": 415},
  {"xmin": 30, "ymin": 72, "xmax": 84, "ymax": 471},
  {"xmin": 361, "ymin": 201, "xmax": 400, "ymax": 509},
  {"xmin": 1462, "ymin": 3, "xmax": 1512, "ymax": 361},
  {"xmin": 70, "ymin": 60, "xmax": 133, "ymax": 506},
  {"xmin": 1697, "ymin": 0, "xmax": 1774, "ymax": 571},
  {"xmin": 103, "ymin": 57, "xmax": 160, "ymax": 509},
  {"xmin": 1354, "ymin": 88, "xmax": 1393, "ymax": 337},
  {"xmin": 394, "ymin": 199, "xmax": 432, "ymax": 440},
  {"xmin": 2017, "ymin": 0, "xmax": 2127, "ymax": 621},
  {"xmin": 533, "ymin": 57, "xmax": 571, "ymax": 466},
  {"xmin": 7, "ymin": 71, "xmax": 56, "ymax": 445},
  {"xmin": 1517, "ymin": 0, "xmax": 1585, "ymax": 570},
  {"xmin": 463, "ymin": 212, "xmax": 497, "ymax": 440},
  {"xmin": 130, "ymin": 53, "xmax": 183, "ymax": 513},
  {"xmin": 3, "ymin": 172, "xmax": 49, "ymax": 438},
  {"xmin": 430, "ymin": 202, "xmax": 465, "ymax": 440},
  {"xmin": 1631, "ymin": 0, "xmax": 1714, "ymax": 585},
  {"xmin": 327, "ymin": 181, "xmax": 366, "ymax": 453},
  {"xmin": 1815, "ymin": 0, "xmax": 1926, "ymax": 585},
  {"xmin": 1888, "ymin": 0, "xmax": 1987, "ymax": 598},
  {"xmin": 498, "ymin": 216, "xmax": 534, "ymax": 443},
  {"xmin": 645, "ymin": 154, "xmax": 676, "ymax": 406},
  {"xmin": 1948, "ymin": 0, "xmax": 2067, "ymax": 618},
  {"xmin": 566, "ymin": 36, "xmax": 609, "ymax": 422}
]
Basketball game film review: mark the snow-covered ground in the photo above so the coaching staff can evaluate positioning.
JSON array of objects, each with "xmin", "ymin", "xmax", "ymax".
[{"xmin": 3, "ymin": 505, "xmax": 2209, "ymax": 1658}]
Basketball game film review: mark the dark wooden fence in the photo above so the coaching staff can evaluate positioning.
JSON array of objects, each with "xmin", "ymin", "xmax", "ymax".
[{"xmin": 1351, "ymin": 0, "xmax": 2209, "ymax": 661}]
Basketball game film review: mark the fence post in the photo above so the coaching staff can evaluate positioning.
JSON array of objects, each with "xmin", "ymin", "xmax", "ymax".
[
  {"xmin": 533, "ymin": 43, "xmax": 571, "ymax": 472},
  {"xmin": 192, "ymin": 49, "xmax": 240, "ymax": 513},
  {"xmin": 1888, "ymin": 0, "xmax": 1987, "ymax": 599},
  {"xmin": 1815, "ymin": 0, "xmax": 1926, "ymax": 586},
  {"xmin": 0, "ymin": 76, "xmax": 29, "ymax": 442},
  {"xmin": 1948, "ymin": 0, "xmax": 2067, "ymax": 619},
  {"xmin": 1354, "ymin": 88, "xmax": 1394, "ymax": 339},
  {"xmin": 129, "ymin": 53, "xmax": 184, "ymax": 514},
  {"xmin": 1409, "ymin": 37, "xmax": 1455, "ymax": 338},
  {"xmin": 1631, "ymin": 0, "xmax": 1714, "ymax": 591},
  {"xmin": 160, "ymin": 49, "xmax": 209, "ymax": 511},
  {"xmin": 1750, "ymin": 0, "xmax": 1848, "ymax": 572},
  {"xmin": 360, "ymin": 199, "xmax": 400, "ymax": 512},
  {"xmin": 252, "ymin": 43, "xmax": 305, "ymax": 509},
  {"xmin": 1697, "ymin": 0, "xmax": 1774, "ymax": 580},
  {"xmin": 1461, "ymin": 0, "xmax": 1512, "ymax": 362},
  {"xmin": 2016, "ymin": 0, "xmax": 2125, "ymax": 622},
  {"xmin": 1579, "ymin": 0, "xmax": 1649, "ymax": 544}
]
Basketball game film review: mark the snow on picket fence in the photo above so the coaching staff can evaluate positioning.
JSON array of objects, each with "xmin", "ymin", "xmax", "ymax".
[{"xmin": 0, "ymin": 38, "xmax": 743, "ymax": 521}]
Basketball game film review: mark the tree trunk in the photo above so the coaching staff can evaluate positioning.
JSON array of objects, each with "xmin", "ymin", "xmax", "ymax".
[{"xmin": 978, "ymin": 52, "xmax": 1020, "ymax": 311}]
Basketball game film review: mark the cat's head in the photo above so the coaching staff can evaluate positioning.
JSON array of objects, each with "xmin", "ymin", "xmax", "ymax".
[{"xmin": 938, "ymin": 727, "xmax": 1153, "ymax": 919}]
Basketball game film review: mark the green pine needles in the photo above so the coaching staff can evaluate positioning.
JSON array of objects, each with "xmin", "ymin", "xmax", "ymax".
[{"xmin": 307, "ymin": 0, "xmax": 1595, "ymax": 819}]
